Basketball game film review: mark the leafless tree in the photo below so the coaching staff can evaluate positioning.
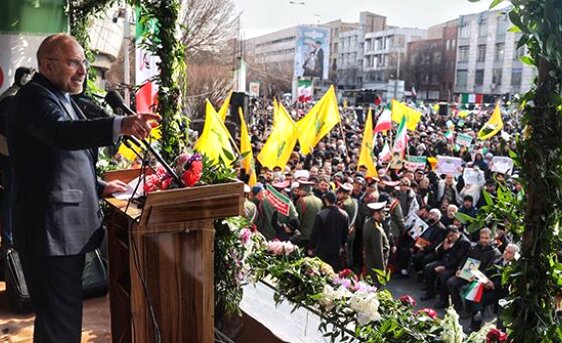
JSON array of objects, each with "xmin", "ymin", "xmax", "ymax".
[
  {"xmin": 183, "ymin": 51, "xmax": 233, "ymax": 119},
  {"xmin": 180, "ymin": 0, "xmax": 237, "ymax": 55}
]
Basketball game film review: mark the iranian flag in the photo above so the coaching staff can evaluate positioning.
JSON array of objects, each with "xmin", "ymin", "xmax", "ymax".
[
  {"xmin": 391, "ymin": 116, "xmax": 408, "ymax": 159},
  {"xmin": 0, "ymin": 0, "xmax": 67, "ymax": 93},
  {"xmin": 374, "ymin": 104, "xmax": 392, "ymax": 133},
  {"xmin": 378, "ymin": 140, "xmax": 391, "ymax": 162},
  {"xmin": 297, "ymin": 79, "xmax": 313, "ymax": 103},
  {"xmin": 135, "ymin": 8, "xmax": 159, "ymax": 113},
  {"xmin": 265, "ymin": 184, "xmax": 291, "ymax": 217},
  {"xmin": 463, "ymin": 281, "xmax": 484, "ymax": 302}
]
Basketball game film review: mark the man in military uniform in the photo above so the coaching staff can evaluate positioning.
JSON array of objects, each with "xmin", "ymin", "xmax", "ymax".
[
  {"xmin": 295, "ymin": 180, "xmax": 323, "ymax": 252},
  {"xmin": 243, "ymin": 184, "xmax": 257, "ymax": 222},
  {"xmin": 363, "ymin": 201, "xmax": 390, "ymax": 284}
]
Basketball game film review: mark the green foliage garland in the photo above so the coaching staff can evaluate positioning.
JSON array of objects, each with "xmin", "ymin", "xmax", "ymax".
[
  {"xmin": 132, "ymin": 0, "xmax": 188, "ymax": 161},
  {"xmin": 468, "ymin": 0, "xmax": 562, "ymax": 341}
]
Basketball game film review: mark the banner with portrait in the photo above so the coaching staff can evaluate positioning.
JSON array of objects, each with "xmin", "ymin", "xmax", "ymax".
[{"xmin": 294, "ymin": 26, "xmax": 329, "ymax": 80}]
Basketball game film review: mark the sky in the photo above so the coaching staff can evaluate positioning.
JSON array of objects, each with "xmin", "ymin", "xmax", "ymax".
[{"xmin": 231, "ymin": 0, "xmax": 503, "ymax": 38}]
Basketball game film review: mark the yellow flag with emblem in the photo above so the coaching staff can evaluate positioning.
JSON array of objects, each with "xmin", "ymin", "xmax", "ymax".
[
  {"xmin": 391, "ymin": 99, "xmax": 421, "ymax": 131},
  {"xmin": 297, "ymin": 85, "xmax": 341, "ymax": 155},
  {"xmin": 357, "ymin": 108, "xmax": 378, "ymax": 178},
  {"xmin": 117, "ymin": 124, "xmax": 161, "ymax": 161},
  {"xmin": 239, "ymin": 108, "xmax": 257, "ymax": 186},
  {"xmin": 194, "ymin": 100, "xmax": 236, "ymax": 164},
  {"xmin": 258, "ymin": 100, "xmax": 300, "ymax": 169},
  {"xmin": 477, "ymin": 102, "xmax": 503, "ymax": 140},
  {"xmin": 218, "ymin": 91, "xmax": 232, "ymax": 122}
]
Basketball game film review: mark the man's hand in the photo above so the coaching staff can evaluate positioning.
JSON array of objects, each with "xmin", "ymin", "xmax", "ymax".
[
  {"xmin": 102, "ymin": 180, "xmax": 129, "ymax": 197},
  {"xmin": 121, "ymin": 113, "xmax": 162, "ymax": 140},
  {"xmin": 434, "ymin": 266, "xmax": 445, "ymax": 273}
]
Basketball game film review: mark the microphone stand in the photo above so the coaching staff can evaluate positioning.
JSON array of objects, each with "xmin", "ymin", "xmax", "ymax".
[{"xmin": 124, "ymin": 135, "xmax": 184, "ymax": 188}]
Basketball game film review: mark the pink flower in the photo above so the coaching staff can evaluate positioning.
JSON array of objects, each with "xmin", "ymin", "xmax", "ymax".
[
  {"xmin": 487, "ymin": 328, "xmax": 508, "ymax": 343},
  {"xmin": 240, "ymin": 228, "xmax": 251, "ymax": 245},
  {"xmin": 416, "ymin": 308, "xmax": 437, "ymax": 320},
  {"xmin": 400, "ymin": 295, "xmax": 417, "ymax": 307}
]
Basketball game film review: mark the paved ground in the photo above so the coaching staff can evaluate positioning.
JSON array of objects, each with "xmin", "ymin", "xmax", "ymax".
[{"xmin": 0, "ymin": 281, "xmax": 110, "ymax": 342}]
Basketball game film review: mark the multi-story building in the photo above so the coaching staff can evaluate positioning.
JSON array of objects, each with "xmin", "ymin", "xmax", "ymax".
[
  {"xmin": 337, "ymin": 12, "xmax": 387, "ymax": 89},
  {"xmin": 322, "ymin": 20, "xmax": 359, "ymax": 81},
  {"xmin": 363, "ymin": 27, "xmax": 426, "ymax": 99},
  {"xmin": 454, "ymin": 8, "xmax": 534, "ymax": 102},
  {"xmin": 405, "ymin": 20, "xmax": 458, "ymax": 101}
]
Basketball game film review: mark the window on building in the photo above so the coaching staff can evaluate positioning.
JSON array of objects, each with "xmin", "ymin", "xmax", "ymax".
[
  {"xmin": 495, "ymin": 43, "xmax": 505, "ymax": 62},
  {"xmin": 458, "ymin": 46, "xmax": 469, "ymax": 62},
  {"xmin": 431, "ymin": 73, "xmax": 439, "ymax": 85},
  {"xmin": 460, "ymin": 20, "xmax": 470, "ymax": 38},
  {"xmin": 446, "ymin": 39, "xmax": 450, "ymax": 50},
  {"xmin": 410, "ymin": 53, "xmax": 417, "ymax": 65},
  {"xmin": 497, "ymin": 14, "xmax": 508, "ymax": 35},
  {"xmin": 452, "ymin": 39, "xmax": 456, "ymax": 49},
  {"xmin": 511, "ymin": 68, "xmax": 522, "ymax": 87},
  {"xmin": 477, "ymin": 44, "xmax": 486, "ymax": 62},
  {"xmin": 333, "ymin": 43, "xmax": 338, "ymax": 53},
  {"xmin": 457, "ymin": 70, "xmax": 468, "ymax": 87},
  {"xmin": 475, "ymin": 69, "xmax": 485, "ymax": 86},
  {"xmin": 478, "ymin": 17, "xmax": 488, "ymax": 36},
  {"xmin": 433, "ymin": 52, "xmax": 442, "ymax": 64},
  {"xmin": 493, "ymin": 68, "xmax": 503, "ymax": 86},
  {"xmin": 514, "ymin": 45, "xmax": 525, "ymax": 60}
]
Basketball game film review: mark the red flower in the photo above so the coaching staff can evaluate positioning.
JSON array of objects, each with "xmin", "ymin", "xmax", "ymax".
[
  {"xmin": 416, "ymin": 308, "xmax": 437, "ymax": 319},
  {"xmin": 144, "ymin": 174, "xmax": 161, "ymax": 193},
  {"xmin": 161, "ymin": 177, "xmax": 172, "ymax": 190},
  {"xmin": 182, "ymin": 169, "xmax": 201, "ymax": 187},
  {"xmin": 338, "ymin": 269, "xmax": 354, "ymax": 278},
  {"xmin": 487, "ymin": 328, "xmax": 508, "ymax": 343},
  {"xmin": 155, "ymin": 165, "xmax": 168, "ymax": 179},
  {"xmin": 400, "ymin": 295, "xmax": 417, "ymax": 307}
]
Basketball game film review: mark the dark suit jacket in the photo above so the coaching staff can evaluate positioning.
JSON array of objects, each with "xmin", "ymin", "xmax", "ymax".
[{"xmin": 7, "ymin": 74, "xmax": 115, "ymax": 256}]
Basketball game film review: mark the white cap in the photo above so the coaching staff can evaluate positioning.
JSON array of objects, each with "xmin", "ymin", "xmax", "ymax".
[{"xmin": 367, "ymin": 201, "xmax": 387, "ymax": 211}]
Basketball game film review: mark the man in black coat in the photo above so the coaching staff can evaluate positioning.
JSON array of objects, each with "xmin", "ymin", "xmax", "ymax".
[
  {"xmin": 421, "ymin": 225, "xmax": 471, "ymax": 301},
  {"xmin": 7, "ymin": 33, "xmax": 159, "ymax": 342},
  {"xmin": 445, "ymin": 227, "xmax": 502, "ymax": 311},
  {"xmin": 310, "ymin": 191, "xmax": 349, "ymax": 272}
]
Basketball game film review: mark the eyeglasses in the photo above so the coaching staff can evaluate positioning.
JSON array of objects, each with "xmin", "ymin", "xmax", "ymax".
[{"xmin": 46, "ymin": 57, "xmax": 90, "ymax": 70}]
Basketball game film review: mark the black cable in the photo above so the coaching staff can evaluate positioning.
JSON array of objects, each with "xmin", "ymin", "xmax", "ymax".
[{"xmin": 123, "ymin": 148, "xmax": 162, "ymax": 342}]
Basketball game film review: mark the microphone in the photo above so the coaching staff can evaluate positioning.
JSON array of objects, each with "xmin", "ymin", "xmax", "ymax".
[
  {"xmin": 105, "ymin": 90, "xmax": 136, "ymax": 116},
  {"xmin": 106, "ymin": 92, "xmax": 185, "ymax": 188}
]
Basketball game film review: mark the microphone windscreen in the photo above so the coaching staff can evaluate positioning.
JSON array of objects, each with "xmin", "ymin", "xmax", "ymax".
[{"xmin": 104, "ymin": 90, "xmax": 125, "ymax": 110}]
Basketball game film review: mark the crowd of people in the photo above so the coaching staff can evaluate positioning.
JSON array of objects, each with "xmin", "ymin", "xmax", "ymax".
[{"xmin": 236, "ymin": 96, "xmax": 523, "ymax": 332}]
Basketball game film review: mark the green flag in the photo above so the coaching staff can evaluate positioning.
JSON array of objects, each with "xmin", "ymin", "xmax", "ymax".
[{"xmin": 0, "ymin": 0, "xmax": 68, "ymax": 92}]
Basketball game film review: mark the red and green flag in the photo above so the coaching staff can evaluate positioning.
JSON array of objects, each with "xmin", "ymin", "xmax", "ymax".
[
  {"xmin": 391, "ymin": 115, "xmax": 408, "ymax": 159},
  {"xmin": 265, "ymin": 184, "xmax": 291, "ymax": 217},
  {"xmin": 373, "ymin": 103, "xmax": 392, "ymax": 133}
]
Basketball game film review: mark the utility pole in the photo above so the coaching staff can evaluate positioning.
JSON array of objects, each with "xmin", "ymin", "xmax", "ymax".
[{"xmin": 123, "ymin": 6, "xmax": 131, "ymax": 106}]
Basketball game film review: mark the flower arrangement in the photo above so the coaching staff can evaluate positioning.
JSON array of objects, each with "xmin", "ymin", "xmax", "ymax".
[{"xmin": 486, "ymin": 328, "xmax": 509, "ymax": 343}]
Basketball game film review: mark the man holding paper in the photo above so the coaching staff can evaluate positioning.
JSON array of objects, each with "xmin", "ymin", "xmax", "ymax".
[{"xmin": 444, "ymin": 228, "xmax": 501, "ymax": 311}]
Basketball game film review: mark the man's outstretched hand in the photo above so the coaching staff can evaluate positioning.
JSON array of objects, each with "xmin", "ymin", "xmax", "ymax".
[{"xmin": 121, "ymin": 113, "xmax": 162, "ymax": 140}]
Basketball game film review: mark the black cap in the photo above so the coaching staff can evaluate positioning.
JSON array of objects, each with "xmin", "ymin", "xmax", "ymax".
[{"xmin": 323, "ymin": 191, "xmax": 337, "ymax": 204}]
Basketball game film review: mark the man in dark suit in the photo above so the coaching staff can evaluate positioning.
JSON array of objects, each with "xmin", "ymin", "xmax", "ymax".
[{"xmin": 6, "ymin": 33, "xmax": 159, "ymax": 342}]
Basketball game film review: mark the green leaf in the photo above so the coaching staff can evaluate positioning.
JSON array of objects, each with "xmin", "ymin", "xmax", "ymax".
[
  {"xmin": 519, "ymin": 55, "xmax": 535, "ymax": 66},
  {"xmin": 454, "ymin": 211, "xmax": 476, "ymax": 224},
  {"xmin": 508, "ymin": 25, "xmax": 522, "ymax": 33},
  {"xmin": 489, "ymin": 0, "xmax": 504, "ymax": 8}
]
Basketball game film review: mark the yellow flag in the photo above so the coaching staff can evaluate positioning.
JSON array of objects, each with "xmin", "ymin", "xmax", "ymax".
[
  {"xmin": 258, "ymin": 101, "xmax": 300, "ymax": 169},
  {"xmin": 239, "ymin": 108, "xmax": 257, "ymax": 186},
  {"xmin": 117, "ymin": 141, "xmax": 142, "ymax": 162},
  {"xmin": 218, "ymin": 91, "xmax": 232, "ymax": 122},
  {"xmin": 297, "ymin": 85, "xmax": 341, "ymax": 155},
  {"xmin": 194, "ymin": 100, "xmax": 236, "ymax": 164},
  {"xmin": 477, "ymin": 102, "xmax": 503, "ymax": 140},
  {"xmin": 391, "ymin": 99, "xmax": 421, "ymax": 131},
  {"xmin": 357, "ymin": 108, "xmax": 378, "ymax": 178}
]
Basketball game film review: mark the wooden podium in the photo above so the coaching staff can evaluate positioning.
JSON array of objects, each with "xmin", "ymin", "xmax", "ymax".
[{"xmin": 104, "ymin": 170, "xmax": 244, "ymax": 343}]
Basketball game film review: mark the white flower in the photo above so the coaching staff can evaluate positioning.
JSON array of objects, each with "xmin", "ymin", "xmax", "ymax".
[{"xmin": 349, "ymin": 291, "xmax": 381, "ymax": 325}]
